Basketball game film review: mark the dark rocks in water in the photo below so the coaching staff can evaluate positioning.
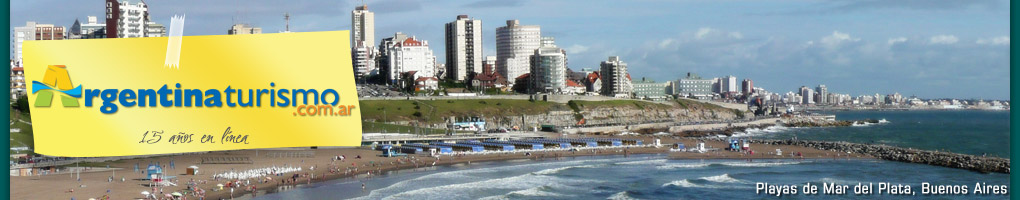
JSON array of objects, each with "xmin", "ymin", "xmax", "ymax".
[
  {"xmin": 784, "ymin": 120, "xmax": 853, "ymax": 127},
  {"xmin": 752, "ymin": 139, "xmax": 1010, "ymax": 174}
]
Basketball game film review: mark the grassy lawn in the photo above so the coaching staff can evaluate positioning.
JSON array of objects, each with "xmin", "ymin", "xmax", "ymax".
[
  {"xmin": 675, "ymin": 98, "xmax": 725, "ymax": 110},
  {"xmin": 362, "ymin": 121, "xmax": 462, "ymax": 135},
  {"xmin": 360, "ymin": 99, "xmax": 566, "ymax": 123},
  {"xmin": 10, "ymin": 109, "xmax": 33, "ymax": 150}
]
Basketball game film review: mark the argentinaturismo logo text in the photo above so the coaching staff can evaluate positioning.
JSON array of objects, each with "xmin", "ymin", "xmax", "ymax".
[{"xmin": 32, "ymin": 65, "xmax": 358, "ymax": 116}]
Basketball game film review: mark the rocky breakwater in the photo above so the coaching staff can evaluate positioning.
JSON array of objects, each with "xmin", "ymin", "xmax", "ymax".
[{"xmin": 756, "ymin": 139, "xmax": 1010, "ymax": 174}]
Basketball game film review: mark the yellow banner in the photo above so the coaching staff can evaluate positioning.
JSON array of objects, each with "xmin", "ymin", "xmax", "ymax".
[{"xmin": 23, "ymin": 31, "xmax": 362, "ymax": 157}]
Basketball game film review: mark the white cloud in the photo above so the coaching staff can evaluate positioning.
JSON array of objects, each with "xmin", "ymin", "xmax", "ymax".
[
  {"xmin": 976, "ymin": 36, "xmax": 1009, "ymax": 45},
  {"xmin": 694, "ymin": 27, "xmax": 743, "ymax": 40},
  {"xmin": 565, "ymin": 44, "xmax": 590, "ymax": 54},
  {"xmin": 887, "ymin": 37, "xmax": 907, "ymax": 45},
  {"xmin": 658, "ymin": 39, "xmax": 675, "ymax": 48},
  {"xmin": 928, "ymin": 35, "xmax": 958, "ymax": 44},
  {"xmin": 695, "ymin": 27, "xmax": 715, "ymax": 39},
  {"xmin": 820, "ymin": 31, "xmax": 860, "ymax": 47},
  {"xmin": 728, "ymin": 32, "xmax": 744, "ymax": 39}
]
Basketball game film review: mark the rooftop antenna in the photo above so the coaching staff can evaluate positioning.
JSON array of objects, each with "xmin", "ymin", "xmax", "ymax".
[{"xmin": 284, "ymin": 12, "xmax": 290, "ymax": 32}]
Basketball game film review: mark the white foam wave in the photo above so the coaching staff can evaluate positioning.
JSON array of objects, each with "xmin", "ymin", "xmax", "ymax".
[
  {"xmin": 852, "ymin": 119, "xmax": 891, "ymax": 127},
  {"xmin": 533, "ymin": 164, "xmax": 599, "ymax": 175},
  {"xmin": 506, "ymin": 186, "xmax": 563, "ymax": 197},
  {"xmin": 615, "ymin": 159, "xmax": 667, "ymax": 165},
  {"xmin": 718, "ymin": 161, "xmax": 803, "ymax": 167},
  {"xmin": 607, "ymin": 191, "xmax": 640, "ymax": 200},
  {"xmin": 378, "ymin": 169, "xmax": 597, "ymax": 199},
  {"xmin": 721, "ymin": 125, "xmax": 793, "ymax": 138},
  {"xmin": 662, "ymin": 178, "xmax": 755, "ymax": 190},
  {"xmin": 356, "ymin": 159, "xmax": 597, "ymax": 200},
  {"xmin": 701, "ymin": 174, "xmax": 746, "ymax": 183},
  {"xmin": 655, "ymin": 163, "xmax": 711, "ymax": 170},
  {"xmin": 662, "ymin": 179, "xmax": 700, "ymax": 188}
]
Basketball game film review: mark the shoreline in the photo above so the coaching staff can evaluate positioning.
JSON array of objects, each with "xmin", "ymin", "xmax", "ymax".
[
  {"xmin": 222, "ymin": 145, "xmax": 876, "ymax": 200},
  {"xmin": 10, "ymin": 136, "xmax": 866, "ymax": 200},
  {"xmin": 10, "ymin": 132, "xmax": 1007, "ymax": 200}
]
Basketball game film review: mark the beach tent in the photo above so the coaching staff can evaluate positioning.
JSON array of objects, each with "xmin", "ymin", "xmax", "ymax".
[
  {"xmin": 186, "ymin": 166, "xmax": 199, "ymax": 175},
  {"xmin": 145, "ymin": 164, "xmax": 163, "ymax": 180}
]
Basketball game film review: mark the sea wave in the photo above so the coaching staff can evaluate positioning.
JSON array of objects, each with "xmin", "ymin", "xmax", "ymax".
[
  {"xmin": 607, "ymin": 191, "xmax": 641, "ymax": 200},
  {"xmin": 354, "ymin": 159, "xmax": 598, "ymax": 200},
  {"xmin": 615, "ymin": 159, "xmax": 667, "ymax": 165},
  {"xmin": 662, "ymin": 176, "xmax": 754, "ymax": 190},
  {"xmin": 655, "ymin": 163, "xmax": 712, "ymax": 170},
  {"xmin": 662, "ymin": 179, "xmax": 703, "ymax": 188},
  {"xmin": 532, "ymin": 164, "xmax": 601, "ymax": 175},
  {"xmin": 377, "ymin": 168, "xmax": 598, "ymax": 199},
  {"xmin": 852, "ymin": 119, "xmax": 891, "ymax": 127},
  {"xmin": 722, "ymin": 125, "xmax": 794, "ymax": 138},
  {"xmin": 506, "ymin": 185, "xmax": 564, "ymax": 197},
  {"xmin": 700, "ymin": 174, "xmax": 747, "ymax": 183},
  {"xmin": 718, "ymin": 161, "xmax": 804, "ymax": 167}
]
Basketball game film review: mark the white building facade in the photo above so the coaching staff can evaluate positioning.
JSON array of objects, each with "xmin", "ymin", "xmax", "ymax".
[
  {"xmin": 600, "ymin": 56, "xmax": 632, "ymax": 98},
  {"xmin": 530, "ymin": 37, "xmax": 567, "ymax": 93},
  {"xmin": 387, "ymin": 37, "xmax": 437, "ymax": 84},
  {"xmin": 496, "ymin": 20, "xmax": 541, "ymax": 82},
  {"xmin": 351, "ymin": 5, "xmax": 374, "ymax": 46}
]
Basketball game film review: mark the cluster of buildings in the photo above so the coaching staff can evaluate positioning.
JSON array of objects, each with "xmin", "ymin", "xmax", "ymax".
[
  {"xmin": 8, "ymin": 3, "xmax": 1008, "ymax": 110},
  {"xmin": 10, "ymin": 0, "xmax": 168, "ymax": 99},
  {"xmin": 348, "ymin": 6, "xmax": 634, "ymax": 97}
]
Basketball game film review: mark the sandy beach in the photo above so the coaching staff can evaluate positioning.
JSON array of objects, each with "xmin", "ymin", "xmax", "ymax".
[{"xmin": 11, "ymin": 135, "xmax": 872, "ymax": 200}]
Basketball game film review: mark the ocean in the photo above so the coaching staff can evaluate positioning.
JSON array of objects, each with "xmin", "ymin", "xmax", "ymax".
[
  {"xmin": 750, "ymin": 110, "xmax": 1010, "ymax": 157},
  {"xmin": 252, "ymin": 110, "xmax": 1011, "ymax": 199}
]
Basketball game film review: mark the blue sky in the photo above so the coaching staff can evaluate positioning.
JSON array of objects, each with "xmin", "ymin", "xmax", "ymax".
[{"xmin": 11, "ymin": 0, "xmax": 1011, "ymax": 100}]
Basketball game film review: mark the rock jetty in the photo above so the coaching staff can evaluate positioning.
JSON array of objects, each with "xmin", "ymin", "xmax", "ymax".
[{"xmin": 755, "ymin": 139, "xmax": 1010, "ymax": 174}]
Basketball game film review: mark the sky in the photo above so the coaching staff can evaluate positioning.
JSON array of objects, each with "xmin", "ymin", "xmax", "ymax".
[{"xmin": 10, "ymin": 0, "xmax": 1012, "ymax": 100}]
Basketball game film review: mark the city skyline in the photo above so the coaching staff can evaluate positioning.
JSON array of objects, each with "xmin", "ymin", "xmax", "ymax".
[{"xmin": 10, "ymin": 0, "xmax": 1011, "ymax": 100}]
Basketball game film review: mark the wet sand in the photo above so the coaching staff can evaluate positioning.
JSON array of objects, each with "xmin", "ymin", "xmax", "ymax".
[{"xmin": 11, "ymin": 135, "xmax": 871, "ymax": 200}]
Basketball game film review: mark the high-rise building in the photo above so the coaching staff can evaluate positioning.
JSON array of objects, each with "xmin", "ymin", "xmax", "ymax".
[
  {"xmin": 69, "ymin": 16, "xmax": 106, "ymax": 39},
  {"xmin": 799, "ymin": 86, "xmax": 814, "ymax": 104},
  {"xmin": 529, "ymin": 37, "xmax": 567, "ymax": 93},
  {"xmin": 228, "ymin": 24, "xmax": 262, "ymax": 35},
  {"xmin": 600, "ymin": 56, "xmax": 632, "ymax": 98},
  {"xmin": 351, "ymin": 5, "xmax": 376, "ymax": 81},
  {"xmin": 742, "ymin": 79, "xmax": 754, "ymax": 95},
  {"xmin": 12, "ymin": 22, "xmax": 65, "ymax": 66},
  {"xmin": 815, "ymin": 85, "xmax": 828, "ymax": 104},
  {"xmin": 445, "ymin": 15, "xmax": 483, "ymax": 82},
  {"xmin": 384, "ymin": 36, "xmax": 436, "ymax": 85},
  {"xmin": 496, "ymin": 20, "xmax": 541, "ymax": 82},
  {"xmin": 377, "ymin": 32, "xmax": 409, "ymax": 84},
  {"xmin": 106, "ymin": 0, "xmax": 154, "ymax": 38},
  {"xmin": 351, "ymin": 4, "xmax": 374, "ymax": 45},
  {"xmin": 721, "ymin": 75, "xmax": 738, "ymax": 93},
  {"xmin": 352, "ymin": 41, "xmax": 377, "ymax": 78}
]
